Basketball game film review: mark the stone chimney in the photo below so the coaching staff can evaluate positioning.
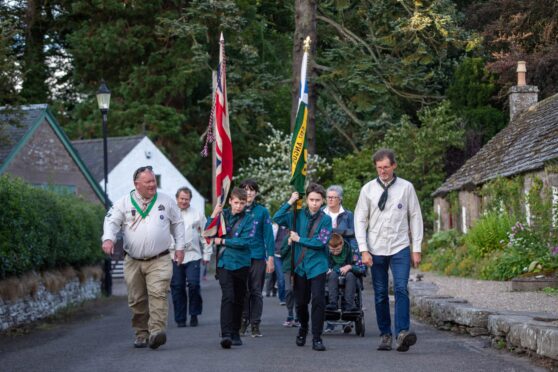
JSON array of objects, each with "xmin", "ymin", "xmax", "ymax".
[{"xmin": 508, "ymin": 61, "xmax": 538, "ymax": 121}]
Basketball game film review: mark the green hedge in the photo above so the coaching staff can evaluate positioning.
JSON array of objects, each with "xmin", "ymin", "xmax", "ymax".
[{"xmin": 0, "ymin": 175, "xmax": 105, "ymax": 279}]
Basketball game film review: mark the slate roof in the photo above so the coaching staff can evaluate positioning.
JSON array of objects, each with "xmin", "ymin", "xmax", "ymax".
[
  {"xmin": 0, "ymin": 104, "xmax": 47, "ymax": 166},
  {"xmin": 433, "ymin": 93, "xmax": 558, "ymax": 197},
  {"xmin": 71, "ymin": 136, "xmax": 144, "ymax": 182}
]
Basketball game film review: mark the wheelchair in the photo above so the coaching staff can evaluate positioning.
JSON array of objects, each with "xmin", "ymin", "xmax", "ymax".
[{"xmin": 324, "ymin": 273, "xmax": 365, "ymax": 337}]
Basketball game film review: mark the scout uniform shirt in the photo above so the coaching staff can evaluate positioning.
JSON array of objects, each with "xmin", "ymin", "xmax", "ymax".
[
  {"xmin": 103, "ymin": 190, "xmax": 186, "ymax": 258},
  {"xmin": 244, "ymin": 203, "xmax": 274, "ymax": 260},
  {"xmin": 170, "ymin": 206, "xmax": 212, "ymax": 264},
  {"xmin": 354, "ymin": 176, "xmax": 423, "ymax": 256},
  {"xmin": 273, "ymin": 203, "xmax": 332, "ymax": 279},
  {"xmin": 206, "ymin": 208, "xmax": 254, "ymax": 271}
]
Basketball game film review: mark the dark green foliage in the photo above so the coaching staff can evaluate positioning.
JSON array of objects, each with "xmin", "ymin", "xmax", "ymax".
[
  {"xmin": 0, "ymin": 176, "xmax": 105, "ymax": 279},
  {"xmin": 427, "ymin": 229, "xmax": 463, "ymax": 252},
  {"xmin": 464, "ymin": 211, "xmax": 513, "ymax": 258}
]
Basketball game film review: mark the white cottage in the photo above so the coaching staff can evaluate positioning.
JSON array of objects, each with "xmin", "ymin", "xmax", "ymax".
[{"xmin": 72, "ymin": 135, "xmax": 205, "ymax": 213}]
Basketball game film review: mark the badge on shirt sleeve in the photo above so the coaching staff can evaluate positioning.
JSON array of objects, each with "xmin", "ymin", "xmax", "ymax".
[
  {"xmin": 131, "ymin": 209, "xmax": 136, "ymax": 217},
  {"xmin": 158, "ymin": 204, "xmax": 165, "ymax": 211},
  {"xmin": 160, "ymin": 215, "xmax": 164, "ymax": 220},
  {"xmin": 398, "ymin": 203, "xmax": 403, "ymax": 209}
]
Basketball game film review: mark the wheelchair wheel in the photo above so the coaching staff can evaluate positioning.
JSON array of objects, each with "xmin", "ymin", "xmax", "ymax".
[
  {"xmin": 343, "ymin": 324, "xmax": 352, "ymax": 333},
  {"xmin": 355, "ymin": 316, "xmax": 365, "ymax": 337}
]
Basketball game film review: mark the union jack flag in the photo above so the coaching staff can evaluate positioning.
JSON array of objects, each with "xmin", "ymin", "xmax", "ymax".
[{"xmin": 204, "ymin": 33, "xmax": 232, "ymax": 239}]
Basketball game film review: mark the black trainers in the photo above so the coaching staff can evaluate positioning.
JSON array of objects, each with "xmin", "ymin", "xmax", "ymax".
[
  {"xmin": 396, "ymin": 330, "xmax": 417, "ymax": 352},
  {"xmin": 148, "ymin": 332, "xmax": 167, "ymax": 350},
  {"xmin": 296, "ymin": 328, "xmax": 308, "ymax": 347},
  {"xmin": 176, "ymin": 321, "xmax": 186, "ymax": 328},
  {"xmin": 220, "ymin": 336, "xmax": 232, "ymax": 349},
  {"xmin": 134, "ymin": 335, "xmax": 148, "ymax": 348},
  {"xmin": 239, "ymin": 319, "xmax": 249, "ymax": 336},
  {"xmin": 190, "ymin": 315, "xmax": 198, "ymax": 327},
  {"xmin": 377, "ymin": 334, "xmax": 392, "ymax": 351},
  {"xmin": 251, "ymin": 324, "xmax": 262, "ymax": 338},
  {"xmin": 231, "ymin": 333, "xmax": 243, "ymax": 346},
  {"xmin": 312, "ymin": 338, "xmax": 326, "ymax": 351}
]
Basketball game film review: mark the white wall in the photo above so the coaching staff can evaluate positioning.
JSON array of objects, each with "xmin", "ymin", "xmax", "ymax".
[{"xmin": 101, "ymin": 137, "xmax": 205, "ymax": 213}]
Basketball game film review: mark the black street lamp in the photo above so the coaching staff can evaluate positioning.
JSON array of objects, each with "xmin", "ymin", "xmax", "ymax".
[
  {"xmin": 97, "ymin": 81, "xmax": 112, "ymax": 297},
  {"xmin": 96, "ymin": 81, "xmax": 111, "ymax": 210}
]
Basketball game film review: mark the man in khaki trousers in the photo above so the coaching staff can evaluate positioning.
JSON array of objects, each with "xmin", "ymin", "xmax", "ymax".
[{"xmin": 102, "ymin": 166, "xmax": 188, "ymax": 350}]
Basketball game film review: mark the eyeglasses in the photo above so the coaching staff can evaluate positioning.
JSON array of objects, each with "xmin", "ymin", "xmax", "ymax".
[
  {"xmin": 326, "ymin": 196, "xmax": 339, "ymax": 200},
  {"xmin": 133, "ymin": 166, "xmax": 153, "ymax": 181}
]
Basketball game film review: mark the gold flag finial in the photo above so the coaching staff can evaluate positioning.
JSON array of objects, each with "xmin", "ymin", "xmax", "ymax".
[{"xmin": 303, "ymin": 36, "xmax": 311, "ymax": 52}]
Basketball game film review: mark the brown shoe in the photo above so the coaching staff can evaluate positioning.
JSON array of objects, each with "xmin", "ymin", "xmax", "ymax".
[
  {"xmin": 377, "ymin": 334, "xmax": 392, "ymax": 351},
  {"xmin": 134, "ymin": 335, "xmax": 148, "ymax": 348},
  {"xmin": 396, "ymin": 331, "xmax": 417, "ymax": 352},
  {"xmin": 148, "ymin": 332, "xmax": 167, "ymax": 349}
]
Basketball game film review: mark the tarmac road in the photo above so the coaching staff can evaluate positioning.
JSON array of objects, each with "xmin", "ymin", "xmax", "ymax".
[{"xmin": 0, "ymin": 278, "xmax": 546, "ymax": 372}]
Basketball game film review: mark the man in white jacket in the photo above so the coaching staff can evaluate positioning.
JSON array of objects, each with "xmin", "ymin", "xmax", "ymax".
[
  {"xmin": 170, "ymin": 187, "xmax": 213, "ymax": 328},
  {"xmin": 354, "ymin": 149, "xmax": 423, "ymax": 353}
]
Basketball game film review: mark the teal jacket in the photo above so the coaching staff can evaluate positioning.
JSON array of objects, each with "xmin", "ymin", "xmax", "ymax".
[
  {"xmin": 244, "ymin": 203, "xmax": 275, "ymax": 260},
  {"xmin": 273, "ymin": 203, "xmax": 332, "ymax": 279},
  {"xmin": 205, "ymin": 209, "xmax": 253, "ymax": 271}
]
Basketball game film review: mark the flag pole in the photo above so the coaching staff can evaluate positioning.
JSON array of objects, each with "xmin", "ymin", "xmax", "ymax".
[{"xmin": 290, "ymin": 35, "xmax": 312, "ymax": 278}]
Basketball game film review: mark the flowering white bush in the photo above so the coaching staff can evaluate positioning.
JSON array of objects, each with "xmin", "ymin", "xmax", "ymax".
[{"xmin": 236, "ymin": 123, "xmax": 331, "ymax": 212}]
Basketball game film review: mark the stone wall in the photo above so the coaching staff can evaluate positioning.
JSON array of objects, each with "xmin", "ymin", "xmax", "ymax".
[{"xmin": 0, "ymin": 277, "xmax": 101, "ymax": 332}]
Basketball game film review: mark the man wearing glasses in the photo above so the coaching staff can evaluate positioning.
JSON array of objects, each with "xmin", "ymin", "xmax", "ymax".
[
  {"xmin": 102, "ymin": 166, "xmax": 189, "ymax": 350},
  {"xmin": 354, "ymin": 149, "xmax": 423, "ymax": 353}
]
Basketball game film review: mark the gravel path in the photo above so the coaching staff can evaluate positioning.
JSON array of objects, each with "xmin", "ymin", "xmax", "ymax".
[{"xmin": 417, "ymin": 271, "xmax": 558, "ymax": 315}]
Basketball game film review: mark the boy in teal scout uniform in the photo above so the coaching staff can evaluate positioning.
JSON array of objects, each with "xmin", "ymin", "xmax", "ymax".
[
  {"xmin": 206, "ymin": 187, "xmax": 254, "ymax": 349},
  {"xmin": 239, "ymin": 179, "xmax": 275, "ymax": 337},
  {"xmin": 273, "ymin": 183, "xmax": 332, "ymax": 351}
]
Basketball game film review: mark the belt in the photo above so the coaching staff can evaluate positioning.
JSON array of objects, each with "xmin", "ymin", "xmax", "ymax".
[{"xmin": 127, "ymin": 250, "xmax": 170, "ymax": 261}]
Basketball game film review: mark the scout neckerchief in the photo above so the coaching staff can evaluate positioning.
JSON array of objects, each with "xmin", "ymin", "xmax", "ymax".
[
  {"xmin": 376, "ymin": 174, "xmax": 397, "ymax": 211},
  {"xmin": 295, "ymin": 209, "xmax": 324, "ymax": 268},
  {"xmin": 130, "ymin": 190, "xmax": 158, "ymax": 219}
]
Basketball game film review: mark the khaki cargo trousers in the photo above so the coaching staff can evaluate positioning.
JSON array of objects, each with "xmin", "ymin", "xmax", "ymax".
[{"xmin": 123, "ymin": 254, "xmax": 173, "ymax": 338}]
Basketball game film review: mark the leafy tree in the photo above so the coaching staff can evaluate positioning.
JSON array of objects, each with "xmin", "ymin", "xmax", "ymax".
[
  {"xmin": 57, "ymin": 0, "xmax": 294, "ymax": 197},
  {"xmin": 332, "ymin": 101, "xmax": 464, "ymax": 230},
  {"xmin": 314, "ymin": 0, "xmax": 474, "ymax": 151},
  {"xmin": 445, "ymin": 57, "xmax": 505, "ymax": 174},
  {"xmin": 464, "ymin": 0, "xmax": 558, "ymax": 100}
]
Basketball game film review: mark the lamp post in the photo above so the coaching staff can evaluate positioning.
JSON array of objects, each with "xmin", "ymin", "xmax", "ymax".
[
  {"xmin": 96, "ymin": 81, "xmax": 111, "ymax": 210},
  {"xmin": 97, "ymin": 81, "xmax": 112, "ymax": 297}
]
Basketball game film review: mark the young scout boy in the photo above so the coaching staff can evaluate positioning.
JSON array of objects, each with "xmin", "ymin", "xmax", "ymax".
[{"xmin": 206, "ymin": 187, "xmax": 255, "ymax": 349}]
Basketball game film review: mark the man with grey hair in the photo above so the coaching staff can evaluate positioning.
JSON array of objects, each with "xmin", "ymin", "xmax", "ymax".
[
  {"xmin": 170, "ymin": 187, "xmax": 213, "ymax": 328},
  {"xmin": 354, "ymin": 149, "xmax": 423, "ymax": 352},
  {"xmin": 102, "ymin": 166, "xmax": 188, "ymax": 350}
]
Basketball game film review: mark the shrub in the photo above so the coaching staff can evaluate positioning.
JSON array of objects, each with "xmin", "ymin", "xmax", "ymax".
[
  {"xmin": 427, "ymin": 229, "xmax": 463, "ymax": 252},
  {"xmin": 464, "ymin": 212, "xmax": 513, "ymax": 258},
  {"xmin": 0, "ymin": 175, "xmax": 105, "ymax": 279}
]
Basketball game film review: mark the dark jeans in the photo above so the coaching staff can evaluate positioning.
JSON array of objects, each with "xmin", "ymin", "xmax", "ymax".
[
  {"xmin": 294, "ymin": 272, "xmax": 326, "ymax": 338},
  {"xmin": 371, "ymin": 247, "xmax": 411, "ymax": 336},
  {"xmin": 218, "ymin": 267, "xmax": 249, "ymax": 337},
  {"xmin": 170, "ymin": 259, "xmax": 202, "ymax": 323},
  {"xmin": 327, "ymin": 271, "xmax": 357, "ymax": 307},
  {"xmin": 284, "ymin": 271, "xmax": 296, "ymax": 320},
  {"xmin": 242, "ymin": 258, "xmax": 266, "ymax": 325}
]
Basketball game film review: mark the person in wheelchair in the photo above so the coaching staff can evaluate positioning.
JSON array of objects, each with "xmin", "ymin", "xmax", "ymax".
[{"xmin": 325, "ymin": 233, "xmax": 366, "ymax": 312}]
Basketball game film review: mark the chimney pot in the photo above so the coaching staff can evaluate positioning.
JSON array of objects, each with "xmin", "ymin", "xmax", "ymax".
[{"xmin": 517, "ymin": 61, "xmax": 527, "ymax": 86}]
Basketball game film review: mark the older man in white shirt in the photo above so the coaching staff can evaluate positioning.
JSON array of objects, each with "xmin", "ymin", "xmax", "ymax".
[
  {"xmin": 170, "ymin": 187, "xmax": 213, "ymax": 328},
  {"xmin": 102, "ymin": 166, "xmax": 187, "ymax": 350},
  {"xmin": 354, "ymin": 149, "xmax": 423, "ymax": 353}
]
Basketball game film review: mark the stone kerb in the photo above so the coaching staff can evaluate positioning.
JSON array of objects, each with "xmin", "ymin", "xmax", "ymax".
[
  {"xmin": 410, "ymin": 280, "xmax": 558, "ymax": 361},
  {"xmin": 0, "ymin": 277, "xmax": 101, "ymax": 332}
]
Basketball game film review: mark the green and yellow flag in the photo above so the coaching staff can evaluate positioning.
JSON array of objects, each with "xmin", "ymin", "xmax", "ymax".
[{"xmin": 290, "ymin": 37, "xmax": 310, "ymax": 197}]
